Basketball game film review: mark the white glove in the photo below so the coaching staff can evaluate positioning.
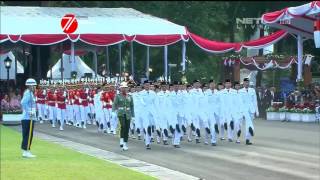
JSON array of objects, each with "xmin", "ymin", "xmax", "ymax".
[
  {"xmin": 110, "ymin": 101, "xmax": 113, "ymax": 105},
  {"xmin": 55, "ymin": 103, "xmax": 58, "ymax": 108},
  {"xmin": 103, "ymin": 102, "xmax": 107, "ymax": 106},
  {"xmin": 79, "ymin": 99, "xmax": 82, "ymax": 103},
  {"xmin": 72, "ymin": 99, "xmax": 75, "ymax": 103}
]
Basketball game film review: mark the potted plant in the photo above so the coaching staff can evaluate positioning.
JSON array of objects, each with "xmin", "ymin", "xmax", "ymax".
[
  {"xmin": 278, "ymin": 106, "xmax": 288, "ymax": 121},
  {"xmin": 266, "ymin": 107, "xmax": 279, "ymax": 121},
  {"xmin": 288, "ymin": 108, "xmax": 302, "ymax": 122},
  {"xmin": 2, "ymin": 109, "xmax": 23, "ymax": 122},
  {"xmin": 301, "ymin": 108, "xmax": 316, "ymax": 122}
]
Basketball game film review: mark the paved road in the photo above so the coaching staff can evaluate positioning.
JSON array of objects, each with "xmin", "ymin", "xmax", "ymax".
[{"xmin": 10, "ymin": 119, "xmax": 320, "ymax": 180}]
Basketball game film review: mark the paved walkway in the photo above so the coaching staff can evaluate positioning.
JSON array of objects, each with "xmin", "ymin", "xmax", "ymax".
[{"xmin": 34, "ymin": 131, "xmax": 199, "ymax": 180}]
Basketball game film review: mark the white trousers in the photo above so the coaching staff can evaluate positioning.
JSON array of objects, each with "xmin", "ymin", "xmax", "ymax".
[
  {"xmin": 37, "ymin": 103, "xmax": 46, "ymax": 120},
  {"xmin": 244, "ymin": 112, "xmax": 255, "ymax": 140},
  {"xmin": 73, "ymin": 105, "xmax": 81, "ymax": 125},
  {"xmin": 57, "ymin": 108, "xmax": 66, "ymax": 127},
  {"xmin": 48, "ymin": 106, "xmax": 57, "ymax": 122}
]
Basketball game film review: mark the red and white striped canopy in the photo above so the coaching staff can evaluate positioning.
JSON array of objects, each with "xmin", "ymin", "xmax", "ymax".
[{"xmin": 261, "ymin": 1, "xmax": 320, "ymax": 39}]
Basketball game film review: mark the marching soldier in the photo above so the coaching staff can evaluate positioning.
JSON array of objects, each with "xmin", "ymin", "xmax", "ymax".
[
  {"xmin": 20, "ymin": 78, "xmax": 37, "ymax": 158},
  {"xmin": 239, "ymin": 78, "xmax": 259, "ymax": 145},
  {"xmin": 112, "ymin": 82, "xmax": 134, "ymax": 151}
]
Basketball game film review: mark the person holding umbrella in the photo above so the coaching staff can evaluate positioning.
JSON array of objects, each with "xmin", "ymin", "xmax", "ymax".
[{"xmin": 20, "ymin": 78, "xmax": 37, "ymax": 158}]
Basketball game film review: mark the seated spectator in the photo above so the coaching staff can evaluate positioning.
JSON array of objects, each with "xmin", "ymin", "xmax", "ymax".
[
  {"xmin": 1, "ymin": 94, "xmax": 10, "ymax": 112},
  {"xmin": 9, "ymin": 93, "xmax": 21, "ymax": 110}
]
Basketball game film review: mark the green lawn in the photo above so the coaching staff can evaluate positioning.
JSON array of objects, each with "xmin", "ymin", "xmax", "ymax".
[{"xmin": 0, "ymin": 125, "xmax": 156, "ymax": 180}]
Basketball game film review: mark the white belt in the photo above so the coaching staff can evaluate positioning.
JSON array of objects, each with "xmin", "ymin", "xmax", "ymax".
[{"xmin": 118, "ymin": 107, "xmax": 130, "ymax": 110}]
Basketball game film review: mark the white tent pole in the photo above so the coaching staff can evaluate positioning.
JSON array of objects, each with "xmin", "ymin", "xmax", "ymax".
[
  {"xmin": 130, "ymin": 42, "xmax": 134, "ymax": 79},
  {"xmin": 37, "ymin": 46, "xmax": 41, "ymax": 81},
  {"xmin": 71, "ymin": 42, "xmax": 75, "ymax": 76},
  {"xmin": 146, "ymin": 46, "xmax": 150, "ymax": 80},
  {"xmin": 106, "ymin": 46, "xmax": 109, "ymax": 76},
  {"xmin": 297, "ymin": 35, "xmax": 303, "ymax": 81},
  {"xmin": 182, "ymin": 41, "xmax": 186, "ymax": 72},
  {"xmin": 60, "ymin": 43, "xmax": 64, "ymax": 80},
  {"xmin": 94, "ymin": 50, "xmax": 98, "ymax": 78},
  {"xmin": 118, "ymin": 43, "xmax": 122, "ymax": 78},
  {"xmin": 164, "ymin": 45, "xmax": 168, "ymax": 82},
  {"xmin": 14, "ymin": 49, "xmax": 17, "ymax": 83}
]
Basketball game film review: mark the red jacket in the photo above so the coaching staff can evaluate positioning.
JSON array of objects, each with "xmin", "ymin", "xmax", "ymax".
[
  {"xmin": 101, "ymin": 91, "xmax": 112, "ymax": 109},
  {"xmin": 47, "ymin": 92, "xmax": 56, "ymax": 107},
  {"xmin": 74, "ymin": 90, "xmax": 81, "ymax": 105},
  {"xmin": 79, "ymin": 90, "xmax": 88, "ymax": 106},
  {"xmin": 36, "ymin": 90, "xmax": 46, "ymax": 104},
  {"xmin": 56, "ymin": 92, "xmax": 66, "ymax": 109}
]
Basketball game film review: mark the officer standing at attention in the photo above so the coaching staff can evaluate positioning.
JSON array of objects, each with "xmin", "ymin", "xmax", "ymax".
[
  {"xmin": 112, "ymin": 82, "xmax": 134, "ymax": 151},
  {"xmin": 20, "ymin": 78, "xmax": 38, "ymax": 158}
]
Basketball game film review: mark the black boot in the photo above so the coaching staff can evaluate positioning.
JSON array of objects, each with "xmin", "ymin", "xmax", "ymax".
[
  {"xmin": 214, "ymin": 124, "xmax": 219, "ymax": 134},
  {"xmin": 249, "ymin": 127, "xmax": 254, "ymax": 136},
  {"xmin": 146, "ymin": 144, "xmax": 151, "ymax": 150},
  {"xmin": 163, "ymin": 140, "xmax": 169, "ymax": 145},
  {"xmin": 246, "ymin": 139, "xmax": 253, "ymax": 145},
  {"xmin": 237, "ymin": 130, "xmax": 241, "ymax": 138}
]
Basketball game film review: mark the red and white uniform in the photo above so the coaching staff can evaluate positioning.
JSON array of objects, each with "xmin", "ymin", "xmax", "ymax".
[
  {"xmin": 101, "ymin": 91, "xmax": 113, "ymax": 130},
  {"xmin": 73, "ymin": 90, "xmax": 82, "ymax": 126},
  {"xmin": 47, "ymin": 90, "xmax": 57, "ymax": 122},
  {"xmin": 36, "ymin": 89, "xmax": 46, "ymax": 120},
  {"xmin": 88, "ymin": 89, "xmax": 95, "ymax": 115},
  {"xmin": 79, "ymin": 89, "xmax": 90, "ymax": 128},
  {"xmin": 66, "ymin": 89, "xmax": 75, "ymax": 123},
  {"xmin": 55, "ymin": 90, "xmax": 66, "ymax": 130}
]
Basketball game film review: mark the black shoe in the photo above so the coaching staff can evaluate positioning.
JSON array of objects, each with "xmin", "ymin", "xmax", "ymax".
[
  {"xmin": 228, "ymin": 139, "xmax": 233, "ymax": 142},
  {"xmin": 211, "ymin": 143, "xmax": 217, "ymax": 146},
  {"xmin": 163, "ymin": 140, "xmax": 169, "ymax": 145},
  {"xmin": 196, "ymin": 139, "xmax": 200, "ymax": 144},
  {"xmin": 187, "ymin": 139, "xmax": 192, "ymax": 142},
  {"xmin": 151, "ymin": 138, "xmax": 154, "ymax": 142},
  {"xmin": 180, "ymin": 137, "xmax": 184, "ymax": 141},
  {"xmin": 120, "ymin": 144, "xmax": 123, "ymax": 148},
  {"xmin": 138, "ymin": 136, "xmax": 142, "ymax": 140},
  {"xmin": 146, "ymin": 144, "xmax": 151, "ymax": 150},
  {"xmin": 246, "ymin": 139, "xmax": 253, "ymax": 145},
  {"xmin": 174, "ymin": 145, "xmax": 181, "ymax": 148},
  {"xmin": 220, "ymin": 137, "xmax": 225, "ymax": 141},
  {"xmin": 49, "ymin": 120, "xmax": 53, "ymax": 124}
]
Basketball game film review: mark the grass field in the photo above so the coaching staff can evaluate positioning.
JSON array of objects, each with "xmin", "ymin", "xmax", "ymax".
[{"xmin": 0, "ymin": 125, "xmax": 156, "ymax": 180}]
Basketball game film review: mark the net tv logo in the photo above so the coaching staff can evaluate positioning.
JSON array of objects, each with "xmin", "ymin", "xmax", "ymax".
[{"xmin": 236, "ymin": 18, "xmax": 291, "ymax": 29}]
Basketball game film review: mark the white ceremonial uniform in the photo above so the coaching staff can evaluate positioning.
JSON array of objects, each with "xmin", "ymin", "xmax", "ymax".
[
  {"xmin": 189, "ymin": 88, "xmax": 203, "ymax": 134},
  {"xmin": 140, "ymin": 89, "xmax": 156, "ymax": 146},
  {"xmin": 168, "ymin": 90, "xmax": 182, "ymax": 146},
  {"xmin": 94, "ymin": 91, "xmax": 104, "ymax": 128},
  {"xmin": 154, "ymin": 91, "xmax": 169, "ymax": 132},
  {"xmin": 204, "ymin": 89, "xmax": 220, "ymax": 143},
  {"xmin": 239, "ymin": 87, "xmax": 259, "ymax": 141},
  {"xmin": 132, "ymin": 91, "xmax": 143, "ymax": 135},
  {"xmin": 220, "ymin": 88, "xmax": 237, "ymax": 140},
  {"xmin": 234, "ymin": 89, "xmax": 245, "ymax": 139}
]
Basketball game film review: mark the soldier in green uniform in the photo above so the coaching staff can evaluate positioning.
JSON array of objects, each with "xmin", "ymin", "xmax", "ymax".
[{"xmin": 112, "ymin": 82, "xmax": 134, "ymax": 151}]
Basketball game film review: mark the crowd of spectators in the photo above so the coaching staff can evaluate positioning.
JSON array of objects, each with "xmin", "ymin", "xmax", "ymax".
[
  {"xmin": 1, "ymin": 86, "xmax": 23, "ymax": 113},
  {"xmin": 257, "ymin": 83, "xmax": 320, "ymax": 118}
]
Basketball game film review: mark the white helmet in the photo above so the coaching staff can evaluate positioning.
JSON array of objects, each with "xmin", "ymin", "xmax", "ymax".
[{"xmin": 25, "ymin": 78, "xmax": 37, "ymax": 86}]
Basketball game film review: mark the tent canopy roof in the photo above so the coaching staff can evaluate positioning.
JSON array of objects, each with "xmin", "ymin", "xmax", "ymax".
[
  {"xmin": 261, "ymin": 1, "xmax": 320, "ymax": 39},
  {"xmin": 0, "ymin": 6, "xmax": 187, "ymax": 35}
]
